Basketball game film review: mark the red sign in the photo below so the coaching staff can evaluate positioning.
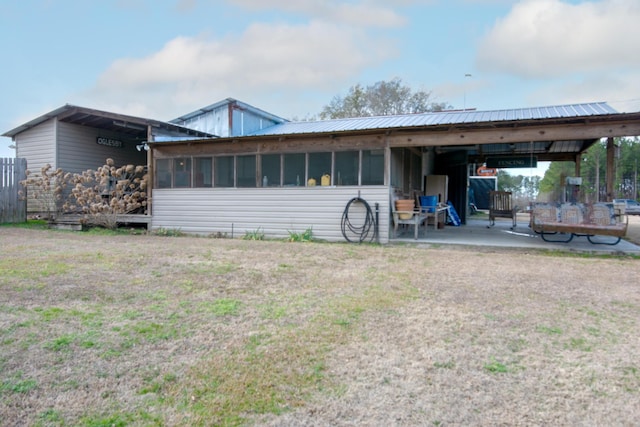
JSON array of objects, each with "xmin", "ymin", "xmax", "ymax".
[{"xmin": 477, "ymin": 166, "xmax": 497, "ymax": 176}]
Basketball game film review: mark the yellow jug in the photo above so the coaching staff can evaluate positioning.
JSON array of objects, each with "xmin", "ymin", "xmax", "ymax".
[
  {"xmin": 321, "ymin": 174, "xmax": 330, "ymax": 186},
  {"xmin": 307, "ymin": 178, "xmax": 316, "ymax": 186}
]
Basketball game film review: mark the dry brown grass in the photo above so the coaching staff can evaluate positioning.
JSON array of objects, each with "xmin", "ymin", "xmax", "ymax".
[{"xmin": 1, "ymin": 225, "xmax": 639, "ymax": 426}]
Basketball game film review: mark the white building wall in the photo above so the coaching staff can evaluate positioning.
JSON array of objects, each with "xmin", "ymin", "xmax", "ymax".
[{"xmin": 151, "ymin": 186, "xmax": 391, "ymax": 243}]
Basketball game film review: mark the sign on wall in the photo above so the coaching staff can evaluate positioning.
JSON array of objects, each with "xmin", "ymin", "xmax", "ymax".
[
  {"xmin": 96, "ymin": 137, "xmax": 123, "ymax": 148},
  {"xmin": 486, "ymin": 156, "xmax": 537, "ymax": 169}
]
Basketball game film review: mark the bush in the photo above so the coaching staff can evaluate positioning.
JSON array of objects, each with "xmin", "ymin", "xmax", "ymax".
[{"xmin": 21, "ymin": 159, "xmax": 149, "ymax": 229}]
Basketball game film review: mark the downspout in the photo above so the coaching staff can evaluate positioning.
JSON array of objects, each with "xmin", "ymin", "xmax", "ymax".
[
  {"xmin": 384, "ymin": 131, "xmax": 391, "ymax": 242},
  {"xmin": 146, "ymin": 125, "xmax": 153, "ymax": 217}
]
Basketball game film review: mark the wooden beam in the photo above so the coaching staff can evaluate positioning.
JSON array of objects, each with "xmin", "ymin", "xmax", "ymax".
[
  {"xmin": 606, "ymin": 137, "xmax": 615, "ymax": 201},
  {"xmin": 386, "ymin": 121, "xmax": 640, "ymax": 147}
]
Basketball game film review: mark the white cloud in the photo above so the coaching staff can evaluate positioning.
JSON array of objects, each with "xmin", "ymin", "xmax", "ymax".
[
  {"xmin": 527, "ymin": 73, "xmax": 640, "ymax": 113},
  {"xmin": 86, "ymin": 20, "xmax": 396, "ymax": 119},
  {"xmin": 229, "ymin": 0, "xmax": 407, "ymax": 28},
  {"xmin": 476, "ymin": 0, "xmax": 640, "ymax": 78}
]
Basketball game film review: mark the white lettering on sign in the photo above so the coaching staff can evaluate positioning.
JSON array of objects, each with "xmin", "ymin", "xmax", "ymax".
[{"xmin": 96, "ymin": 137, "xmax": 123, "ymax": 148}]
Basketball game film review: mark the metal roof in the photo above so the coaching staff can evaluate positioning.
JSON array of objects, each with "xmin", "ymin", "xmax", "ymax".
[
  {"xmin": 2, "ymin": 104, "xmax": 216, "ymax": 139},
  {"xmin": 248, "ymin": 102, "xmax": 618, "ymax": 137}
]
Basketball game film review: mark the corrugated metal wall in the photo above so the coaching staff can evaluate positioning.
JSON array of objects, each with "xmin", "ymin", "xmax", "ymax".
[
  {"xmin": 173, "ymin": 103, "xmax": 282, "ymax": 137},
  {"xmin": 175, "ymin": 106, "xmax": 230, "ymax": 137},
  {"xmin": 151, "ymin": 186, "xmax": 391, "ymax": 243},
  {"xmin": 231, "ymin": 107, "xmax": 278, "ymax": 137}
]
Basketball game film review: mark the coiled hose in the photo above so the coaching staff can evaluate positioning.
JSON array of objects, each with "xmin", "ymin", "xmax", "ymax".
[{"xmin": 341, "ymin": 197, "xmax": 377, "ymax": 243}]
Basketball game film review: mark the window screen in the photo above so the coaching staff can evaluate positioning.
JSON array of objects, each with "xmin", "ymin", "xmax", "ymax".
[
  {"xmin": 215, "ymin": 156, "xmax": 234, "ymax": 188},
  {"xmin": 236, "ymin": 155, "xmax": 256, "ymax": 188},
  {"xmin": 194, "ymin": 158, "xmax": 212, "ymax": 188},
  {"xmin": 335, "ymin": 151, "xmax": 359, "ymax": 186}
]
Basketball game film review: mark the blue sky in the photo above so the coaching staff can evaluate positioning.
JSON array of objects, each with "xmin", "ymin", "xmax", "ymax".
[{"xmin": 2, "ymin": 0, "xmax": 640, "ymax": 170}]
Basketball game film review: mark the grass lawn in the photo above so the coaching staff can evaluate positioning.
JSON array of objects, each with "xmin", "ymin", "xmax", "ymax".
[{"xmin": 1, "ymin": 225, "xmax": 639, "ymax": 426}]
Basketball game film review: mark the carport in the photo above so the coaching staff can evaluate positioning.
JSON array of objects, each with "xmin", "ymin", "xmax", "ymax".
[{"xmin": 399, "ymin": 103, "xmax": 640, "ymax": 221}]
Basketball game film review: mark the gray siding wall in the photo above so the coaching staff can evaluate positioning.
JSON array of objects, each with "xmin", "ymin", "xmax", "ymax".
[
  {"xmin": 15, "ymin": 118, "xmax": 56, "ymax": 173},
  {"xmin": 151, "ymin": 186, "xmax": 391, "ymax": 243},
  {"xmin": 57, "ymin": 122, "xmax": 147, "ymax": 173}
]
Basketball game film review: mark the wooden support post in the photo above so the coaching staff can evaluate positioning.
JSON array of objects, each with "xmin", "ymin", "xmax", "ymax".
[{"xmin": 606, "ymin": 137, "xmax": 615, "ymax": 202}]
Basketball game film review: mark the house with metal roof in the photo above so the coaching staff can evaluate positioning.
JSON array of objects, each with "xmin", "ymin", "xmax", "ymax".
[
  {"xmin": 1, "ymin": 104, "xmax": 214, "ymax": 178},
  {"xmin": 4, "ymin": 98, "xmax": 640, "ymax": 243},
  {"xmin": 2, "ymin": 98, "xmax": 285, "ymax": 215},
  {"xmin": 148, "ymin": 101, "xmax": 640, "ymax": 243}
]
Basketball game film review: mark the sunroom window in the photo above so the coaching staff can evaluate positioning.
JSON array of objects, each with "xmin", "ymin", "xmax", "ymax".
[
  {"xmin": 361, "ymin": 149, "xmax": 384, "ymax": 185},
  {"xmin": 261, "ymin": 154, "xmax": 281, "ymax": 187},
  {"xmin": 283, "ymin": 153, "xmax": 305, "ymax": 186},
  {"xmin": 308, "ymin": 152, "xmax": 332, "ymax": 186},
  {"xmin": 156, "ymin": 159, "xmax": 172, "ymax": 189},
  {"xmin": 237, "ymin": 155, "xmax": 256, "ymax": 188},
  {"xmin": 334, "ymin": 151, "xmax": 359, "ymax": 186},
  {"xmin": 215, "ymin": 156, "xmax": 234, "ymax": 188},
  {"xmin": 194, "ymin": 158, "xmax": 212, "ymax": 188}
]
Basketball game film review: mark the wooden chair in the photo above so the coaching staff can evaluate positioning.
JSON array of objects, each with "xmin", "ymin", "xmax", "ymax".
[
  {"xmin": 488, "ymin": 191, "xmax": 517, "ymax": 229},
  {"xmin": 391, "ymin": 200, "xmax": 427, "ymax": 239}
]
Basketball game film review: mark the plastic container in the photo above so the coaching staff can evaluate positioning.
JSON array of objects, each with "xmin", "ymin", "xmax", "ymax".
[
  {"xmin": 420, "ymin": 195, "xmax": 438, "ymax": 213},
  {"xmin": 395, "ymin": 199, "xmax": 415, "ymax": 219}
]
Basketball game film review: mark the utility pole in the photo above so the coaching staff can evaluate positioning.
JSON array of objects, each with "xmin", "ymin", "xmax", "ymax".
[{"xmin": 463, "ymin": 74, "xmax": 472, "ymax": 110}]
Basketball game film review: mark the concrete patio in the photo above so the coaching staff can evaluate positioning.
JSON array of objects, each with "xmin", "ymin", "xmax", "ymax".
[{"xmin": 393, "ymin": 213, "xmax": 640, "ymax": 255}]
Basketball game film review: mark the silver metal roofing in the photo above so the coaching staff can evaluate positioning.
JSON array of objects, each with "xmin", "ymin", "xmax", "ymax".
[
  {"xmin": 248, "ymin": 102, "xmax": 618, "ymax": 137},
  {"xmin": 2, "ymin": 104, "xmax": 216, "ymax": 139}
]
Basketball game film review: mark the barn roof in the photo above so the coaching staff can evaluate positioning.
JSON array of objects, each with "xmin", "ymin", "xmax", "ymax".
[
  {"xmin": 248, "ymin": 102, "xmax": 618, "ymax": 137},
  {"xmin": 2, "ymin": 104, "xmax": 215, "ymax": 139}
]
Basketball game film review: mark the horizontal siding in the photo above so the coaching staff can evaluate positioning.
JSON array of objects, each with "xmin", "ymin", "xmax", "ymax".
[
  {"xmin": 57, "ymin": 122, "xmax": 147, "ymax": 173},
  {"xmin": 15, "ymin": 119, "xmax": 56, "ymax": 173},
  {"xmin": 151, "ymin": 186, "xmax": 391, "ymax": 243}
]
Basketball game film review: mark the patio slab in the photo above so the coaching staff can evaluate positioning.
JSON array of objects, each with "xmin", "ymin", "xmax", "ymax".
[{"xmin": 393, "ymin": 216, "xmax": 640, "ymax": 255}]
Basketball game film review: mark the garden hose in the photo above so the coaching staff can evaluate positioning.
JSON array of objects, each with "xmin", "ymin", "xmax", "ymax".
[{"xmin": 341, "ymin": 197, "xmax": 377, "ymax": 243}]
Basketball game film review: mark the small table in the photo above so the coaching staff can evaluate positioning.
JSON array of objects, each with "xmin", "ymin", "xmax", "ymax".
[{"xmin": 425, "ymin": 206, "xmax": 449, "ymax": 230}]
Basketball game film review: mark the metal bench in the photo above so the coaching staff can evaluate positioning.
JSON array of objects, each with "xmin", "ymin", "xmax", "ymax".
[{"xmin": 531, "ymin": 202, "xmax": 628, "ymax": 245}]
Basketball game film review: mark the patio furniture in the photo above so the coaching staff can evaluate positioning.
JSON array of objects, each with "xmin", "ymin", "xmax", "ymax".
[
  {"xmin": 391, "ymin": 199, "xmax": 427, "ymax": 239},
  {"xmin": 531, "ymin": 202, "xmax": 628, "ymax": 245},
  {"xmin": 488, "ymin": 191, "xmax": 517, "ymax": 229}
]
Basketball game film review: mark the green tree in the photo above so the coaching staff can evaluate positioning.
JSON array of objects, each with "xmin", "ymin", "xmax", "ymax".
[
  {"xmin": 320, "ymin": 77, "xmax": 450, "ymax": 119},
  {"xmin": 539, "ymin": 137, "xmax": 640, "ymax": 202},
  {"xmin": 496, "ymin": 170, "xmax": 522, "ymax": 193}
]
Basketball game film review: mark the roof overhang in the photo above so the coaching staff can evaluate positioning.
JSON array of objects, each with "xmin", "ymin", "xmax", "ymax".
[
  {"xmin": 151, "ymin": 107, "xmax": 640, "ymax": 163},
  {"xmin": 2, "ymin": 104, "xmax": 216, "ymax": 140}
]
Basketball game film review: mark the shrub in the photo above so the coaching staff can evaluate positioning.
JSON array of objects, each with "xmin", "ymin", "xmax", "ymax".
[{"xmin": 21, "ymin": 159, "xmax": 149, "ymax": 229}]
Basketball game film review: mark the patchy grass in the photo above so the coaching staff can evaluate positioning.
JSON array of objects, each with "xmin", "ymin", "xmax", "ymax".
[{"xmin": 0, "ymin": 227, "xmax": 639, "ymax": 425}]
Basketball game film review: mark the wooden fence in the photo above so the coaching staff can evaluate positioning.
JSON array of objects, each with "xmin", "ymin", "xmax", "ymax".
[{"xmin": 0, "ymin": 157, "xmax": 27, "ymax": 223}]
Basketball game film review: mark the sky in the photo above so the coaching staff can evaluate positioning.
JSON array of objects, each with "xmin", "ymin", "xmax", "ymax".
[{"xmin": 2, "ymin": 0, "xmax": 640, "ymax": 177}]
